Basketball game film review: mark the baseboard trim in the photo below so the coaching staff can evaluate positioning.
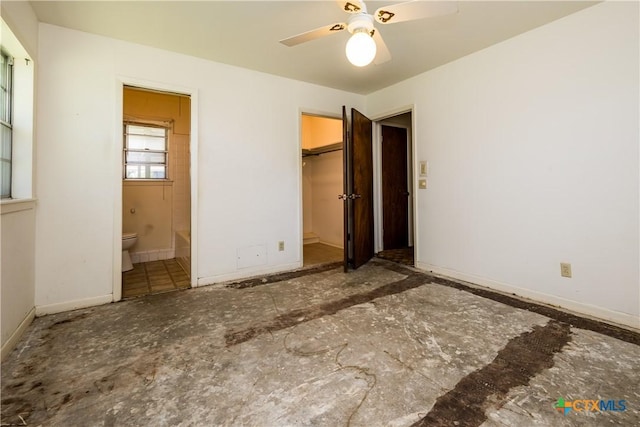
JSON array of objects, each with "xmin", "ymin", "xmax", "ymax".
[
  {"xmin": 318, "ymin": 240, "xmax": 343, "ymax": 250},
  {"xmin": 35, "ymin": 295, "xmax": 113, "ymax": 317},
  {"xmin": 417, "ymin": 262, "xmax": 639, "ymax": 330},
  {"xmin": 196, "ymin": 262, "xmax": 303, "ymax": 287},
  {"xmin": 1, "ymin": 307, "xmax": 36, "ymax": 361}
]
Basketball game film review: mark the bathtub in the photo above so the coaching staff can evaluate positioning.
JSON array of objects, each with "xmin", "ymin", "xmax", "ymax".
[{"xmin": 175, "ymin": 230, "xmax": 191, "ymax": 277}]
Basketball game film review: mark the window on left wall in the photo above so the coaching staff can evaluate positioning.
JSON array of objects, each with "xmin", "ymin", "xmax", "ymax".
[
  {"xmin": 123, "ymin": 123, "xmax": 169, "ymax": 179},
  {"xmin": 0, "ymin": 18, "xmax": 34, "ymax": 201},
  {"xmin": 0, "ymin": 50, "xmax": 13, "ymax": 198}
]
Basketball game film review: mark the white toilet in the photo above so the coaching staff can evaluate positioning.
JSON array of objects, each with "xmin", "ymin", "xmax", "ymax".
[{"xmin": 122, "ymin": 232, "xmax": 138, "ymax": 272}]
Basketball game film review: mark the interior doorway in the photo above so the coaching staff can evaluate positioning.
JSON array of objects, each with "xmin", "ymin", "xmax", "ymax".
[
  {"xmin": 376, "ymin": 112, "xmax": 415, "ymax": 266},
  {"xmin": 300, "ymin": 113, "xmax": 344, "ymax": 267},
  {"xmin": 121, "ymin": 86, "xmax": 192, "ymax": 298}
]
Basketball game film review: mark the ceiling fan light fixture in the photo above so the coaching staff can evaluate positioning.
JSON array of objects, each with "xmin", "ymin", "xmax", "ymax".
[{"xmin": 345, "ymin": 29, "xmax": 376, "ymax": 67}]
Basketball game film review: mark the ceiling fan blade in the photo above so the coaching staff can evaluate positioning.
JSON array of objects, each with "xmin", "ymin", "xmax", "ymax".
[
  {"xmin": 374, "ymin": 1, "xmax": 458, "ymax": 25},
  {"xmin": 336, "ymin": 0, "xmax": 366, "ymax": 14},
  {"xmin": 372, "ymin": 29, "xmax": 391, "ymax": 65},
  {"xmin": 279, "ymin": 23, "xmax": 347, "ymax": 47}
]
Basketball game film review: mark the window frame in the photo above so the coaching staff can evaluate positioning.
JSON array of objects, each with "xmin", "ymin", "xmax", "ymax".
[
  {"xmin": 1, "ymin": 49, "xmax": 14, "ymax": 198},
  {"xmin": 123, "ymin": 122, "xmax": 170, "ymax": 180}
]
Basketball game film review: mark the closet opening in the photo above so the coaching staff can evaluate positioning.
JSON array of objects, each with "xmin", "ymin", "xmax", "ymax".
[{"xmin": 301, "ymin": 113, "xmax": 344, "ymax": 267}]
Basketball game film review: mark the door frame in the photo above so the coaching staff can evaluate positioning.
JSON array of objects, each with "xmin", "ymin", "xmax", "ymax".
[
  {"xmin": 113, "ymin": 77, "xmax": 199, "ymax": 302},
  {"xmin": 297, "ymin": 109, "xmax": 343, "ymax": 267},
  {"xmin": 371, "ymin": 106, "xmax": 416, "ymax": 257}
]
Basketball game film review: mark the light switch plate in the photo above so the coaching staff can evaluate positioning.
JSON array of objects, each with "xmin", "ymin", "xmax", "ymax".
[
  {"xmin": 419, "ymin": 161, "xmax": 428, "ymax": 176},
  {"xmin": 419, "ymin": 179, "xmax": 427, "ymax": 189},
  {"xmin": 560, "ymin": 262, "xmax": 572, "ymax": 278}
]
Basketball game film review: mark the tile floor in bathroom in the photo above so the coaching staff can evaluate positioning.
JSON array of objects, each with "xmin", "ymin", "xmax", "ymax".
[{"xmin": 122, "ymin": 259, "xmax": 190, "ymax": 298}]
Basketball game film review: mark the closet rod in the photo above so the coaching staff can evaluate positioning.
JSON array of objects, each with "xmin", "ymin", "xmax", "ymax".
[{"xmin": 302, "ymin": 142, "xmax": 343, "ymax": 157}]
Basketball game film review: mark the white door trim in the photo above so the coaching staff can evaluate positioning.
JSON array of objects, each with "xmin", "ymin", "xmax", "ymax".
[
  {"xmin": 370, "ymin": 106, "xmax": 416, "ymax": 256},
  {"xmin": 113, "ymin": 77, "xmax": 199, "ymax": 302}
]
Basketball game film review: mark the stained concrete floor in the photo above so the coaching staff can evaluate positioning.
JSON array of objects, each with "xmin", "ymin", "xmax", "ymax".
[{"xmin": 2, "ymin": 259, "xmax": 639, "ymax": 426}]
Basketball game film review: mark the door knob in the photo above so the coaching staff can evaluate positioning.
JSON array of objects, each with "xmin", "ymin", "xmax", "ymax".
[
  {"xmin": 338, "ymin": 194, "xmax": 348, "ymax": 200},
  {"xmin": 349, "ymin": 194, "xmax": 361, "ymax": 199}
]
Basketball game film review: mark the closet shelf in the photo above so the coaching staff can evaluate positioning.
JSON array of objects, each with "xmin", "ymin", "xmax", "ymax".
[{"xmin": 302, "ymin": 142, "xmax": 343, "ymax": 157}]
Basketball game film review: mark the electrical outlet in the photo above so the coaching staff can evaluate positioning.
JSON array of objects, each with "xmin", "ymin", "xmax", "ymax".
[
  {"xmin": 278, "ymin": 241, "xmax": 285, "ymax": 251},
  {"xmin": 560, "ymin": 262, "xmax": 572, "ymax": 278}
]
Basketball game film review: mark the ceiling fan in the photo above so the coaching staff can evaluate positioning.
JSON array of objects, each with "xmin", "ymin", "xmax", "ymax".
[{"xmin": 280, "ymin": 0, "xmax": 458, "ymax": 67}]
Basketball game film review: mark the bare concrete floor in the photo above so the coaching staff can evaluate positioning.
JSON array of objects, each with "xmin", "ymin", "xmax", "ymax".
[{"xmin": 2, "ymin": 260, "xmax": 639, "ymax": 426}]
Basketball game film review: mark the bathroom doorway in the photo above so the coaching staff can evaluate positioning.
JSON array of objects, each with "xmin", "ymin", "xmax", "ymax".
[
  {"xmin": 301, "ymin": 113, "xmax": 344, "ymax": 267},
  {"xmin": 121, "ymin": 86, "xmax": 192, "ymax": 298}
]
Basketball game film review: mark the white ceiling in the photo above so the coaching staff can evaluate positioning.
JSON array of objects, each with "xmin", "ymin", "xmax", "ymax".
[{"xmin": 29, "ymin": 1, "xmax": 597, "ymax": 94}]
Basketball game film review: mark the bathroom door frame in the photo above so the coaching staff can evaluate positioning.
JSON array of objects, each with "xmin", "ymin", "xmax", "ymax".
[{"xmin": 112, "ymin": 77, "xmax": 199, "ymax": 302}]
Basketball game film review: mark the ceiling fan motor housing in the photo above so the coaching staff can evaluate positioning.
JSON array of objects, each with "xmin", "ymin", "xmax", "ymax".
[{"xmin": 347, "ymin": 13, "xmax": 375, "ymax": 35}]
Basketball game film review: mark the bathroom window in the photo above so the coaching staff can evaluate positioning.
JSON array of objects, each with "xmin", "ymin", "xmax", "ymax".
[
  {"xmin": 0, "ymin": 50, "xmax": 13, "ymax": 198},
  {"xmin": 124, "ymin": 124, "xmax": 168, "ymax": 179}
]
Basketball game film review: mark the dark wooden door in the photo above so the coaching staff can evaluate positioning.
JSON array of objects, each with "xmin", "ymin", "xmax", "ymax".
[
  {"xmin": 343, "ymin": 107, "xmax": 374, "ymax": 270},
  {"xmin": 381, "ymin": 125, "xmax": 409, "ymax": 249}
]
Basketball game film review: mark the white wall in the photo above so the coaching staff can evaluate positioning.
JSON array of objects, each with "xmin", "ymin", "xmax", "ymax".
[
  {"xmin": 302, "ymin": 160, "xmax": 313, "ymax": 235},
  {"xmin": 0, "ymin": 0, "xmax": 38, "ymax": 359},
  {"xmin": 367, "ymin": 2, "xmax": 639, "ymax": 328},
  {"xmin": 309, "ymin": 151, "xmax": 344, "ymax": 248},
  {"xmin": 35, "ymin": 23, "xmax": 364, "ymax": 311},
  {"xmin": 302, "ymin": 153, "xmax": 344, "ymax": 248},
  {"xmin": 1, "ymin": 201, "xmax": 36, "ymax": 359}
]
